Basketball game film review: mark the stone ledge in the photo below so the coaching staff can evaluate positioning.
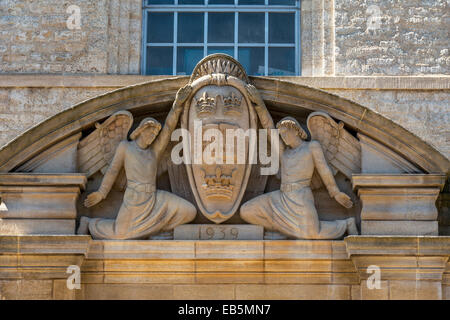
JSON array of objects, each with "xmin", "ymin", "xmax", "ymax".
[
  {"xmin": 0, "ymin": 173, "xmax": 87, "ymax": 188},
  {"xmin": 0, "ymin": 235, "xmax": 91, "ymax": 279},
  {"xmin": 86, "ymin": 240, "xmax": 348, "ymax": 260},
  {"xmin": 0, "ymin": 75, "xmax": 449, "ymax": 90},
  {"xmin": 345, "ymin": 236, "xmax": 450, "ymax": 256},
  {"xmin": 352, "ymin": 174, "xmax": 446, "ymax": 190}
]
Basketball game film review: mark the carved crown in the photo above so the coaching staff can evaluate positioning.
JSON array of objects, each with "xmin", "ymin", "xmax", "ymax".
[
  {"xmin": 201, "ymin": 167, "xmax": 234, "ymax": 200},
  {"xmin": 195, "ymin": 92, "xmax": 216, "ymax": 115},
  {"xmin": 223, "ymin": 92, "xmax": 242, "ymax": 114}
]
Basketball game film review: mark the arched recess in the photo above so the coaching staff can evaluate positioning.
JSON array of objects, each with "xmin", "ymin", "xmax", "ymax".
[{"xmin": 0, "ymin": 76, "xmax": 448, "ymax": 174}]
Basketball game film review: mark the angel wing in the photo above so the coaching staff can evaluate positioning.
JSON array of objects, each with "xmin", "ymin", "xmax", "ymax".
[
  {"xmin": 77, "ymin": 110, "xmax": 133, "ymax": 178},
  {"xmin": 307, "ymin": 112, "xmax": 361, "ymax": 188}
]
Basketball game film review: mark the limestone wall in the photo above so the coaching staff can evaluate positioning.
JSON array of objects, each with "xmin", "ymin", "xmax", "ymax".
[
  {"xmin": 0, "ymin": 0, "xmax": 141, "ymax": 74},
  {"xmin": 1, "ymin": 0, "xmax": 449, "ymax": 76},
  {"xmin": 0, "ymin": 236, "xmax": 449, "ymax": 300},
  {"xmin": 335, "ymin": 0, "xmax": 450, "ymax": 75}
]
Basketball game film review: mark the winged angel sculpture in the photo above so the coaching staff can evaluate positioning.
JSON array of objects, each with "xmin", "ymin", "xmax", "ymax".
[
  {"xmin": 240, "ymin": 85, "xmax": 360, "ymax": 239},
  {"xmin": 76, "ymin": 85, "xmax": 196, "ymax": 239}
]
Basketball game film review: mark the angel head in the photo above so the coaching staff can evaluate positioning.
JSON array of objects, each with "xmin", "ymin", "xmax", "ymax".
[
  {"xmin": 276, "ymin": 117, "xmax": 308, "ymax": 147},
  {"xmin": 130, "ymin": 117, "xmax": 162, "ymax": 148}
]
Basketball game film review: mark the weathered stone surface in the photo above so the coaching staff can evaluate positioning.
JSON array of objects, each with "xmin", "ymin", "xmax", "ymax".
[
  {"xmin": 353, "ymin": 174, "xmax": 445, "ymax": 235},
  {"xmin": 174, "ymin": 224, "xmax": 264, "ymax": 240},
  {"xmin": 0, "ymin": 280, "xmax": 53, "ymax": 300},
  {"xmin": 0, "ymin": 219, "xmax": 75, "ymax": 235},
  {"xmin": 0, "ymin": 174, "xmax": 86, "ymax": 234},
  {"xmin": 0, "ymin": 235, "xmax": 90, "ymax": 280},
  {"xmin": 17, "ymin": 133, "xmax": 81, "ymax": 173},
  {"xmin": 351, "ymin": 280, "xmax": 389, "ymax": 300},
  {"xmin": 0, "ymin": 236, "xmax": 448, "ymax": 299},
  {"xmin": 361, "ymin": 221, "xmax": 438, "ymax": 236},
  {"xmin": 389, "ymin": 280, "xmax": 442, "ymax": 300},
  {"xmin": 345, "ymin": 236, "xmax": 450, "ymax": 284},
  {"xmin": 235, "ymin": 284, "xmax": 351, "ymax": 300},
  {"xmin": 335, "ymin": 0, "xmax": 450, "ymax": 75},
  {"xmin": 0, "ymin": 0, "xmax": 141, "ymax": 74}
]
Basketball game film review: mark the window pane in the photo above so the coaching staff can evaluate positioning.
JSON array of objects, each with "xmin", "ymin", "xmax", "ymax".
[
  {"xmin": 239, "ymin": 0, "xmax": 264, "ymax": 4},
  {"xmin": 238, "ymin": 47, "xmax": 264, "ymax": 75},
  {"xmin": 146, "ymin": 47, "xmax": 173, "ymax": 75},
  {"xmin": 207, "ymin": 46, "xmax": 234, "ymax": 56},
  {"xmin": 269, "ymin": 13, "xmax": 295, "ymax": 43},
  {"xmin": 268, "ymin": 0, "xmax": 295, "ymax": 5},
  {"xmin": 268, "ymin": 47, "xmax": 295, "ymax": 75},
  {"xmin": 147, "ymin": 12, "xmax": 173, "ymax": 43},
  {"xmin": 208, "ymin": 0, "xmax": 234, "ymax": 4},
  {"xmin": 179, "ymin": 0, "xmax": 203, "ymax": 4},
  {"xmin": 177, "ymin": 47, "xmax": 204, "ymax": 75},
  {"xmin": 147, "ymin": 0, "xmax": 174, "ymax": 4},
  {"xmin": 238, "ymin": 13, "xmax": 264, "ymax": 43},
  {"xmin": 208, "ymin": 13, "xmax": 234, "ymax": 43},
  {"xmin": 178, "ymin": 13, "xmax": 204, "ymax": 43}
]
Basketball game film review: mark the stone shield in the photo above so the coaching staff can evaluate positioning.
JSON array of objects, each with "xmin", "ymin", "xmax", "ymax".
[{"xmin": 180, "ymin": 55, "xmax": 257, "ymax": 223}]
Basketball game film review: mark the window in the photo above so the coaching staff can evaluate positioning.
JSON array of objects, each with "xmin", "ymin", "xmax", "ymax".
[{"xmin": 142, "ymin": 0, "xmax": 301, "ymax": 76}]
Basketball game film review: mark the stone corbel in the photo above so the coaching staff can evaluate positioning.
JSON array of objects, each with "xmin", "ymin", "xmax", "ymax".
[
  {"xmin": 352, "ymin": 174, "xmax": 446, "ymax": 235},
  {"xmin": 0, "ymin": 174, "xmax": 87, "ymax": 235},
  {"xmin": 345, "ymin": 236, "xmax": 450, "ymax": 300}
]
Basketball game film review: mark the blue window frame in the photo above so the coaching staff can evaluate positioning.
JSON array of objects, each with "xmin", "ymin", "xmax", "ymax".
[{"xmin": 142, "ymin": 0, "xmax": 301, "ymax": 76}]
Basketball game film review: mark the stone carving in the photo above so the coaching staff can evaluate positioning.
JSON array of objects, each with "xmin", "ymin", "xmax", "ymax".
[
  {"xmin": 240, "ymin": 86, "xmax": 359, "ymax": 239},
  {"xmin": 76, "ymin": 85, "xmax": 197, "ymax": 239},
  {"xmin": 180, "ymin": 54, "xmax": 257, "ymax": 223}
]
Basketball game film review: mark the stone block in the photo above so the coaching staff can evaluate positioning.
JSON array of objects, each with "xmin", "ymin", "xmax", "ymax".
[
  {"xmin": 352, "ymin": 174, "xmax": 445, "ymax": 236},
  {"xmin": 173, "ymin": 285, "xmax": 235, "ymax": 300},
  {"xmin": 53, "ymin": 279, "xmax": 76, "ymax": 300},
  {"xmin": 0, "ymin": 280, "xmax": 53, "ymax": 300},
  {"xmin": 351, "ymin": 280, "xmax": 389, "ymax": 300},
  {"xmin": 389, "ymin": 280, "xmax": 442, "ymax": 300},
  {"xmin": 235, "ymin": 284, "xmax": 350, "ymax": 300},
  {"xmin": 82, "ymin": 284, "xmax": 175, "ymax": 300},
  {"xmin": 174, "ymin": 224, "xmax": 263, "ymax": 240},
  {"xmin": 0, "ymin": 174, "xmax": 86, "ymax": 235},
  {"xmin": 0, "ymin": 219, "xmax": 75, "ymax": 235},
  {"xmin": 361, "ymin": 221, "xmax": 438, "ymax": 236}
]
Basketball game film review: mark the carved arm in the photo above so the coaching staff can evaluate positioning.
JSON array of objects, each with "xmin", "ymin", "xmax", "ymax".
[
  {"xmin": 97, "ymin": 141, "xmax": 126, "ymax": 199},
  {"xmin": 152, "ymin": 85, "xmax": 193, "ymax": 158}
]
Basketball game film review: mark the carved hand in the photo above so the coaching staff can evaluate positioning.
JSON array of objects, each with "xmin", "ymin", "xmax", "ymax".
[
  {"xmin": 245, "ymin": 84, "xmax": 264, "ymax": 107},
  {"xmin": 174, "ymin": 84, "xmax": 193, "ymax": 107},
  {"xmin": 84, "ymin": 191, "xmax": 103, "ymax": 208},
  {"xmin": 334, "ymin": 192, "xmax": 353, "ymax": 209}
]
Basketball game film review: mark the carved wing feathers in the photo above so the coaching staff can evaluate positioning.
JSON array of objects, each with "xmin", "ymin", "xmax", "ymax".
[
  {"xmin": 307, "ymin": 112, "xmax": 361, "ymax": 180},
  {"xmin": 78, "ymin": 111, "xmax": 133, "ymax": 177}
]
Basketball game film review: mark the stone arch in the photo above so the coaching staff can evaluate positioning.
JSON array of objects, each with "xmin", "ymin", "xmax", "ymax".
[{"xmin": 0, "ymin": 76, "xmax": 448, "ymax": 174}]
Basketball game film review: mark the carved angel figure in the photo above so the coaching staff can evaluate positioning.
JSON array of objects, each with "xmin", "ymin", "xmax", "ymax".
[
  {"xmin": 77, "ymin": 85, "xmax": 196, "ymax": 239},
  {"xmin": 240, "ymin": 85, "xmax": 359, "ymax": 239}
]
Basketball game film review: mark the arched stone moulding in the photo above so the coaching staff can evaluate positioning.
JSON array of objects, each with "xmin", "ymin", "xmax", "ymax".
[{"xmin": 0, "ymin": 76, "xmax": 448, "ymax": 174}]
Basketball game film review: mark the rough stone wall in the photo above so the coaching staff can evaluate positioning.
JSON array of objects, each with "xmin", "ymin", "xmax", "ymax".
[
  {"xmin": 1, "ymin": 1, "xmax": 449, "ymax": 76},
  {"xmin": 0, "ymin": 0, "xmax": 141, "ymax": 74},
  {"xmin": 0, "ymin": 87, "xmax": 111, "ymax": 145},
  {"xmin": 335, "ymin": 0, "xmax": 450, "ymax": 75},
  {"xmin": 325, "ymin": 89, "xmax": 450, "ymax": 159}
]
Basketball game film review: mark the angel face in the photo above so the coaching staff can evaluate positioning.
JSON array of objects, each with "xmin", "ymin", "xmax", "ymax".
[
  {"xmin": 138, "ymin": 126, "xmax": 160, "ymax": 148},
  {"xmin": 279, "ymin": 126, "xmax": 302, "ymax": 147}
]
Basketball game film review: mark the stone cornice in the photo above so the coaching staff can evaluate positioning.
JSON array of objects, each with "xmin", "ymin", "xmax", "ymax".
[{"xmin": 0, "ymin": 75, "xmax": 448, "ymax": 90}]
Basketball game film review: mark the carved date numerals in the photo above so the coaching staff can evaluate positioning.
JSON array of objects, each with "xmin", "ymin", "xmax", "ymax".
[{"xmin": 199, "ymin": 226, "xmax": 239, "ymax": 240}]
